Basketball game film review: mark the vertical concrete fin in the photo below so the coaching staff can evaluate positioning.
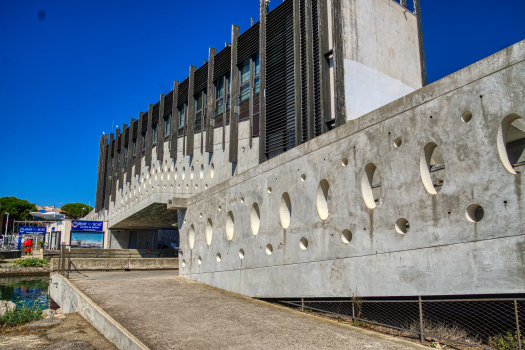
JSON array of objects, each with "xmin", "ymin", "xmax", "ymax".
[
  {"xmin": 111, "ymin": 128, "xmax": 120, "ymax": 202},
  {"xmin": 158, "ymin": 94, "xmax": 165, "ymax": 163},
  {"xmin": 414, "ymin": 0, "xmax": 427, "ymax": 87},
  {"xmin": 118, "ymin": 124, "xmax": 127, "ymax": 190},
  {"xmin": 305, "ymin": 0, "xmax": 315, "ymax": 141},
  {"xmin": 332, "ymin": 0, "xmax": 346, "ymax": 126},
  {"xmin": 146, "ymin": 104, "xmax": 153, "ymax": 167},
  {"xmin": 186, "ymin": 66, "xmax": 196, "ymax": 156},
  {"xmin": 206, "ymin": 47, "xmax": 217, "ymax": 153},
  {"xmin": 229, "ymin": 24, "xmax": 240, "ymax": 164},
  {"xmin": 135, "ymin": 112, "xmax": 144, "ymax": 178},
  {"xmin": 318, "ymin": 0, "xmax": 330, "ymax": 133},
  {"xmin": 170, "ymin": 81, "xmax": 180, "ymax": 159},
  {"xmin": 126, "ymin": 118, "xmax": 135, "ymax": 184},
  {"xmin": 258, "ymin": 0, "xmax": 268, "ymax": 163},
  {"xmin": 95, "ymin": 134, "xmax": 109, "ymax": 212},
  {"xmin": 293, "ymin": 0, "xmax": 303, "ymax": 145}
]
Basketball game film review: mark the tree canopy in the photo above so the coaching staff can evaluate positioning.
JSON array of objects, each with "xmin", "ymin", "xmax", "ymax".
[
  {"xmin": 61, "ymin": 203, "xmax": 93, "ymax": 219},
  {"xmin": 0, "ymin": 197, "xmax": 38, "ymax": 221}
]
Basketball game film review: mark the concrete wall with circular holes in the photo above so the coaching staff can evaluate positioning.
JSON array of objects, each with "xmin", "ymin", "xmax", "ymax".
[{"xmin": 178, "ymin": 40, "xmax": 525, "ymax": 298}]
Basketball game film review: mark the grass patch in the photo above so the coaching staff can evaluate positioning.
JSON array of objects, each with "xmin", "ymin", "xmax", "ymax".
[
  {"xmin": 1, "ymin": 303, "xmax": 44, "ymax": 328},
  {"xmin": 12, "ymin": 258, "xmax": 48, "ymax": 268}
]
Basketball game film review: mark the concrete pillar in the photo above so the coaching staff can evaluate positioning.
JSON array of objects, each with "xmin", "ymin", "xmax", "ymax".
[
  {"xmin": 205, "ymin": 48, "xmax": 217, "ymax": 153},
  {"xmin": 229, "ymin": 24, "xmax": 240, "ymax": 164},
  {"xmin": 258, "ymin": 0, "xmax": 268, "ymax": 163},
  {"xmin": 170, "ymin": 81, "xmax": 180, "ymax": 159}
]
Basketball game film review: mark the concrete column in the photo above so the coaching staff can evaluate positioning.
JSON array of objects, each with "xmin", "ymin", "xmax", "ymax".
[
  {"xmin": 293, "ymin": 0, "xmax": 303, "ymax": 145},
  {"xmin": 111, "ymin": 128, "xmax": 120, "ymax": 202},
  {"xmin": 258, "ymin": 0, "xmax": 268, "ymax": 163},
  {"xmin": 205, "ymin": 47, "xmax": 216, "ymax": 153},
  {"xmin": 118, "ymin": 124, "xmax": 127, "ymax": 190},
  {"xmin": 170, "ymin": 81, "xmax": 180, "ymax": 159},
  {"xmin": 331, "ymin": 0, "xmax": 346, "ymax": 126},
  {"xmin": 104, "ymin": 133, "xmax": 114, "ymax": 209},
  {"xmin": 318, "ymin": 0, "xmax": 331, "ymax": 133},
  {"xmin": 305, "ymin": 0, "xmax": 315, "ymax": 141},
  {"xmin": 229, "ymin": 24, "xmax": 240, "ymax": 164},
  {"xmin": 414, "ymin": 0, "xmax": 427, "ymax": 86}
]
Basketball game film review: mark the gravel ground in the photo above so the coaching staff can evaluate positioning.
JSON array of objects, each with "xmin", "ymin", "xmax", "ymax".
[{"xmin": 0, "ymin": 313, "xmax": 117, "ymax": 350}]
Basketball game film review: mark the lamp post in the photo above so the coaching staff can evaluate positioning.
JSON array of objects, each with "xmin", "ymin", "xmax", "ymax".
[
  {"xmin": 82, "ymin": 207, "xmax": 85, "ymax": 219},
  {"xmin": 3, "ymin": 212, "xmax": 8, "ymax": 249}
]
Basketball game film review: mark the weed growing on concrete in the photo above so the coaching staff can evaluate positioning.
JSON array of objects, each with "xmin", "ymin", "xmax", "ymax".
[
  {"xmin": 1, "ymin": 302, "xmax": 44, "ymax": 327},
  {"xmin": 12, "ymin": 258, "xmax": 48, "ymax": 268},
  {"xmin": 488, "ymin": 331, "xmax": 525, "ymax": 350}
]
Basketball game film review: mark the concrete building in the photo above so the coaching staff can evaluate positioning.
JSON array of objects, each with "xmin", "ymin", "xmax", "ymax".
[{"xmin": 87, "ymin": 0, "xmax": 525, "ymax": 298}]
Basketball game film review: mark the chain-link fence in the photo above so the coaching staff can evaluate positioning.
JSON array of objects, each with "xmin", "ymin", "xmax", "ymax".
[{"xmin": 277, "ymin": 297, "xmax": 524, "ymax": 350}]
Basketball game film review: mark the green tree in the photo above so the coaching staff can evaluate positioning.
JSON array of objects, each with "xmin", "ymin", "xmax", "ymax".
[
  {"xmin": 0, "ymin": 197, "xmax": 37, "ymax": 221},
  {"xmin": 61, "ymin": 203, "xmax": 93, "ymax": 219}
]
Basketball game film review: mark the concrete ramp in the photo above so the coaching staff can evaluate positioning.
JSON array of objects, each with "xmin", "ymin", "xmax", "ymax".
[{"xmin": 59, "ymin": 270, "xmax": 426, "ymax": 350}]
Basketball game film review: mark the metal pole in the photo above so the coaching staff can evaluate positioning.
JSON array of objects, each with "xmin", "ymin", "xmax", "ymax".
[
  {"xmin": 419, "ymin": 296, "xmax": 424, "ymax": 343},
  {"xmin": 301, "ymin": 297, "xmax": 304, "ymax": 312},
  {"xmin": 516, "ymin": 300, "xmax": 522, "ymax": 350},
  {"xmin": 61, "ymin": 244, "xmax": 66, "ymax": 276},
  {"xmin": 67, "ymin": 245, "xmax": 71, "ymax": 278},
  {"xmin": 3, "ymin": 213, "xmax": 8, "ymax": 248},
  {"xmin": 352, "ymin": 300, "xmax": 355, "ymax": 320}
]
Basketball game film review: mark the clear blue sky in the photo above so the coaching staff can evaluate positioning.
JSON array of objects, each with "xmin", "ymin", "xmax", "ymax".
[{"xmin": 0, "ymin": 0, "xmax": 524, "ymax": 208}]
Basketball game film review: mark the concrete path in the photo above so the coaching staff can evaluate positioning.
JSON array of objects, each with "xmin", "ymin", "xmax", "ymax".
[{"xmin": 69, "ymin": 271, "xmax": 424, "ymax": 350}]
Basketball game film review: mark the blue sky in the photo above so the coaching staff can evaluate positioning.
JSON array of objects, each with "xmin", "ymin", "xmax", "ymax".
[{"xmin": 0, "ymin": 0, "xmax": 524, "ymax": 208}]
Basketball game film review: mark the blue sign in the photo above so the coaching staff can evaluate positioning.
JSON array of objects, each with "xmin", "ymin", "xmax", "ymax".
[
  {"xmin": 71, "ymin": 220, "xmax": 103, "ymax": 232},
  {"xmin": 18, "ymin": 227, "xmax": 46, "ymax": 234}
]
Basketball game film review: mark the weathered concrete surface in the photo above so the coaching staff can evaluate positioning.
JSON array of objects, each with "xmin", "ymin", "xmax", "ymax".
[
  {"xmin": 50, "ymin": 258, "xmax": 178, "ymax": 271},
  {"xmin": 49, "ymin": 273, "xmax": 149, "ymax": 350},
  {"xmin": 0, "ymin": 313, "xmax": 117, "ymax": 350},
  {"xmin": 68, "ymin": 270, "xmax": 426, "ymax": 350},
  {"xmin": 0, "ymin": 267, "xmax": 50, "ymax": 276},
  {"xmin": 50, "ymin": 248, "xmax": 175, "ymax": 259}
]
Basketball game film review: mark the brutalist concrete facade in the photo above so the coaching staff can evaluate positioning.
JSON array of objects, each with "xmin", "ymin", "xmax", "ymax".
[{"xmin": 88, "ymin": 0, "xmax": 525, "ymax": 298}]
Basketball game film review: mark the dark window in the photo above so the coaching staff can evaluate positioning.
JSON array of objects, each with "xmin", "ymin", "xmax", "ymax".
[
  {"xmin": 214, "ymin": 73, "xmax": 230, "ymax": 117},
  {"xmin": 254, "ymin": 52, "xmax": 260, "ymax": 94},
  {"xmin": 152, "ymin": 123, "xmax": 158, "ymax": 145},
  {"xmin": 178, "ymin": 104, "xmax": 186, "ymax": 129},
  {"xmin": 195, "ymin": 92, "xmax": 205, "ymax": 128},
  {"xmin": 239, "ymin": 57, "xmax": 250, "ymax": 103},
  {"xmin": 142, "ymin": 132, "xmax": 146, "ymax": 151},
  {"xmin": 164, "ymin": 114, "xmax": 171, "ymax": 137},
  {"xmin": 124, "ymin": 147, "xmax": 128, "ymax": 168},
  {"xmin": 132, "ymin": 140, "xmax": 137, "ymax": 156}
]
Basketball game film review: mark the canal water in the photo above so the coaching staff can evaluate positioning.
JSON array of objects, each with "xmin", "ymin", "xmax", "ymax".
[{"xmin": 0, "ymin": 275, "xmax": 50, "ymax": 309}]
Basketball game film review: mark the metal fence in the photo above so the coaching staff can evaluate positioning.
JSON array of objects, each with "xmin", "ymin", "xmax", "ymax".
[
  {"xmin": 277, "ymin": 297, "xmax": 524, "ymax": 350},
  {"xmin": 56, "ymin": 244, "xmax": 72, "ymax": 278}
]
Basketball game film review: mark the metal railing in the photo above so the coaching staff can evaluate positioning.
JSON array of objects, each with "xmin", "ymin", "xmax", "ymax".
[
  {"xmin": 57, "ymin": 243, "xmax": 72, "ymax": 278},
  {"xmin": 277, "ymin": 297, "xmax": 523, "ymax": 350}
]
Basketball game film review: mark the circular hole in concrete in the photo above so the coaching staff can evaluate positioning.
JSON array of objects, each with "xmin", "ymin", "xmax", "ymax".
[
  {"xmin": 266, "ymin": 244, "xmax": 273, "ymax": 255},
  {"xmin": 218, "ymin": 206, "xmax": 221, "ymax": 212},
  {"xmin": 342, "ymin": 229, "xmax": 352, "ymax": 244},
  {"xmin": 181, "ymin": 260, "xmax": 186, "ymax": 268},
  {"xmin": 239, "ymin": 249, "xmax": 245, "ymax": 259},
  {"xmin": 420, "ymin": 142, "xmax": 446, "ymax": 194},
  {"xmin": 497, "ymin": 114, "xmax": 525, "ymax": 174},
  {"xmin": 216, "ymin": 253, "xmax": 221, "ymax": 263},
  {"xmin": 461, "ymin": 111, "xmax": 473, "ymax": 123},
  {"xmin": 342, "ymin": 158, "xmax": 348, "ymax": 167},
  {"xmin": 299, "ymin": 237, "xmax": 308, "ymax": 251},
  {"xmin": 466, "ymin": 204, "xmax": 484, "ymax": 223},
  {"xmin": 197, "ymin": 256, "xmax": 202, "ymax": 265},
  {"xmin": 301, "ymin": 174, "xmax": 306, "ymax": 181},
  {"xmin": 267, "ymin": 187, "xmax": 272, "ymax": 194},
  {"xmin": 395, "ymin": 218, "xmax": 410, "ymax": 235},
  {"xmin": 240, "ymin": 197, "xmax": 244, "ymax": 203},
  {"xmin": 394, "ymin": 138, "xmax": 402, "ymax": 148}
]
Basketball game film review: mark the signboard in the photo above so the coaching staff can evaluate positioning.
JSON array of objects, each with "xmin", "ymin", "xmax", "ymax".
[
  {"xmin": 70, "ymin": 232, "xmax": 104, "ymax": 249},
  {"xmin": 18, "ymin": 227, "xmax": 46, "ymax": 234},
  {"xmin": 71, "ymin": 220, "xmax": 103, "ymax": 232}
]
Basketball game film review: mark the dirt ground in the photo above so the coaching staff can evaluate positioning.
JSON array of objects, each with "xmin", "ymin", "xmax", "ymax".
[{"xmin": 0, "ymin": 313, "xmax": 117, "ymax": 350}]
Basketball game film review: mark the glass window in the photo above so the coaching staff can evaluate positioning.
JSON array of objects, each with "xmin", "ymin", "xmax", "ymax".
[
  {"xmin": 195, "ymin": 93, "xmax": 203, "ymax": 127},
  {"xmin": 239, "ymin": 58, "xmax": 250, "ymax": 102},
  {"xmin": 178, "ymin": 104, "xmax": 186, "ymax": 128},
  {"xmin": 254, "ymin": 52, "xmax": 260, "ymax": 95},
  {"xmin": 133, "ymin": 140, "xmax": 137, "ymax": 156},
  {"xmin": 152, "ymin": 123, "xmax": 158, "ymax": 145},
  {"xmin": 142, "ymin": 132, "xmax": 146, "ymax": 151},
  {"xmin": 165, "ymin": 114, "xmax": 171, "ymax": 137},
  {"xmin": 214, "ymin": 74, "xmax": 230, "ymax": 117}
]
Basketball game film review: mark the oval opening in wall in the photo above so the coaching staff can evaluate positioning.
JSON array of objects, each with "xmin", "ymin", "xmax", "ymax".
[
  {"xmin": 181, "ymin": 259, "xmax": 186, "ymax": 268},
  {"xmin": 461, "ymin": 111, "xmax": 473, "ymax": 123},
  {"xmin": 239, "ymin": 249, "xmax": 245, "ymax": 259},
  {"xmin": 466, "ymin": 204, "xmax": 484, "ymax": 223},
  {"xmin": 197, "ymin": 256, "xmax": 202, "ymax": 265},
  {"xmin": 420, "ymin": 142, "xmax": 446, "ymax": 194},
  {"xmin": 206, "ymin": 218, "xmax": 213, "ymax": 246},
  {"xmin": 316, "ymin": 179, "xmax": 331, "ymax": 221},
  {"xmin": 341, "ymin": 229, "xmax": 352, "ymax": 244},
  {"xmin": 200, "ymin": 164, "xmax": 204, "ymax": 179},
  {"xmin": 250, "ymin": 203, "xmax": 261, "ymax": 235},
  {"xmin": 210, "ymin": 163, "xmax": 215, "ymax": 178},
  {"xmin": 497, "ymin": 114, "xmax": 525, "ymax": 174},
  {"xmin": 188, "ymin": 225, "xmax": 195, "ymax": 250},
  {"xmin": 394, "ymin": 138, "xmax": 402, "ymax": 148},
  {"xmin": 190, "ymin": 166, "xmax": 194, "ymax": 180},
  {"xmin": 299, "ymin": 237, "xmax": 308, "ymax": 251},
  {"xmin": 226, "ymin": 211, "xmax": 234, "ymax": 241},
  {"xmin": 361, "ymin": 163, "xmax": 381, "ymax": 209},
  {"xmin": 266, "ymin": 244, "xmax": 273, "ymax": 255},
  {"xmin": 216, "ymin": 253, "xmax": 221, "ymax": 263},
  {"xmin": 182, "ymin": 167, "xmax": 186, "ymax": 180},
  {"xmin": 280, "ymin": 192, "xmax": 292, "ymax": 229},
  {"xmin": 395, "ymin": 218, "xmax": 410, "ymax": 235}
]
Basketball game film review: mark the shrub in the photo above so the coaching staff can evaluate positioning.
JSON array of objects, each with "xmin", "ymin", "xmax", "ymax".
[
  {"xmin": 0, "ymin": 255, "xmax": 4, "ymax": 262},
  {"xmin": 489, "ymin": 331, "xmax": 525, "ymax": 350},
  {"xmin": 0, "ymin": 303, "xmax": 44, "ymax": 327},
  {"xmin": 13, "ymin": 258, "xmax": 48, "ymax": 268}
]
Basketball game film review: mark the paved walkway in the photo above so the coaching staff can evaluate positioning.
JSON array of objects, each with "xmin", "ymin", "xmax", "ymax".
[{"xmin": 69, "ymin": 271, "xmax": 424, "ymax": 350}]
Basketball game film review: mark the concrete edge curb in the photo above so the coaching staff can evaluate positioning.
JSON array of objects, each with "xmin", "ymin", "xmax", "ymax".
[
  {"xmin": 51, "ymin": 273, "xmax": 150, "ymax": 350},
  {"xmin": 178, "ymin": 277, "xmax": 429, "ymax": 349}
]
